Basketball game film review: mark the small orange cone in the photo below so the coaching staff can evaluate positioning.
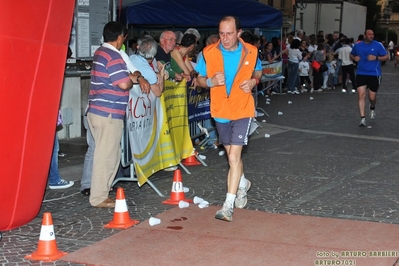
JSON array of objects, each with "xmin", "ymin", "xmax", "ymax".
[
  {"xmin": 182, "ymin": 154, "xmax": 201, "ymax": 166},
  {"xmin": 104, "ymin": 188, "xmax": 139, "ymax": 229},
  {"xmin": 162, "ymin": 169, "xmax": 193, "ymax": 205},
  {"xmin": 25, "ymin": 212, "xmax": 67, "ymax": 261}
]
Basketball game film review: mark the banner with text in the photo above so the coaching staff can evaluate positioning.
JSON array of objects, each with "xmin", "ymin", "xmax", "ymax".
[
  {"xmin": 163, "ymin": 80, "xmax": 194, "ymax": 160},
  {"xmin": 261, "ymin": 61, "xmax": 283, "ymax": 79},
  {"xmin": 126, "ymin": 81, "xmax": 194, "ymax": 186},
  {"xmin": 187, "ymin": 86, "xmax": 211, "ymax": 124}
]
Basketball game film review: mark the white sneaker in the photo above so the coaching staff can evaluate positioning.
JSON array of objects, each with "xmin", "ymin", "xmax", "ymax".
[
  {"xmin": 370, "ymin": 109, "xmax": 376, "ymax": 119},
  {"xmin": 359, "ymin": 117, "xmax": 366, "ymax": 127},
  {"xmin": 235, "ymin": 180, "xmax": 251, "ymax": 208},
  {"xmin": 49, "ymin": 179, "xmax": 74, "ymax": 189},
  {"xmin": 351, "ymin": 89, "xmax": 356, "ymax": 93},
  {"xmin": 293, "ymin": 90, "xmax": 300, "ymax": 95},
  {"xmin": 310, "ymin": 88, "xmax": 314, "ymax": 93},
  {"xmin": 301, "ymin": 88, "xmax": 308, "ymax": 93},
  {"xmin": 316, "ymin": 89, "xmax": 323, "ymax": 92},
  {"xmin": 215, "ymin": 201, "xmax": 234, "ymax": 222},
  {"xmin": 342, "ymin": 89, "xmax": 347, "ymax": 93}
]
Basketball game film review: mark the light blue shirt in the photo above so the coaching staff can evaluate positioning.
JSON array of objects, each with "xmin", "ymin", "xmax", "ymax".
[
  {"xmin": 129, "ymin": 55, "xmax": 157, "ymax": 84},
  {"xmin": 195, "ymin": 42, "xmax": 262, "ymax": 123}
]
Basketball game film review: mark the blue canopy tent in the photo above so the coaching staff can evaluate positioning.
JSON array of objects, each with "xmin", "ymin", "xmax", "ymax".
[{"xmin": 123, "ymin": 0, "xmax": 282, "ymax": 30}]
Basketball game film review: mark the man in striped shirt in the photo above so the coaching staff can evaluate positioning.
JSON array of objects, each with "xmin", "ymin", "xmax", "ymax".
[{"xmin": 87, "ymin": 21, "xmax": 149, "ymax": 208}]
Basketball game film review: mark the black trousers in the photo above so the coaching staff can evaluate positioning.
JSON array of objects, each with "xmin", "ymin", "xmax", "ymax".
[{"xmin": 341, "ymin": 64, "xmax": 356, "ymax": 89}]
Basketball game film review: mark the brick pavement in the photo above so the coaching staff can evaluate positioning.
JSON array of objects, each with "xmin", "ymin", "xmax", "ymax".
[{"xmin": 1, "ymin": 62, "xmax": 399, "ymax": 265}]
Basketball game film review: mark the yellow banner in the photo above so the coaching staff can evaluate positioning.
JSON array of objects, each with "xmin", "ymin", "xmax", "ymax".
[
  {"xmin": 163, "ymin": 80, "xmax": 194, "ymax": 160},
  {"xmin": 126, "ymin": 81, "xmax": 193, "ymax": 186}
]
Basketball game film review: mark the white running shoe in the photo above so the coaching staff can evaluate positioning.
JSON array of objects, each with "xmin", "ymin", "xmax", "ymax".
[
  {"xmin": 359, "ymin": 117, "xmax": 366, "ymax": 127},
  {"xmin": 215, "ymin": 201, "xmax": 234, "ymax": 222},
  {"xmin": 370, "ymin": 109, "xmax": 376, "ymax": 119},
  {"xmin": 235, "ymin": 180, "xmax": 251, "ymax": 208}
]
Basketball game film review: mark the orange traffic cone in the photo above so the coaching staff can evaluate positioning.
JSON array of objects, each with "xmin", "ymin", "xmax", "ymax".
[
  {"xmin": 104, "ymin": 188, "xmax": 139, "ymax": 229},
  {"xmin": 162, "ymin": 169, "xmax": 193, "ymax": 205},
  {"xmin": 25, "ymin": 212, "xmax": 67, "ymax": 261},
  {"xmin": 182, "ymin": 154, "xmax": 201, "ymax": 166}
]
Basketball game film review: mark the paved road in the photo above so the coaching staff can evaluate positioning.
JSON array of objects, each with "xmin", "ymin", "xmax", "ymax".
[{"xmin": 1, "ymin": 61, "xmax": 398, "ymax": 265}]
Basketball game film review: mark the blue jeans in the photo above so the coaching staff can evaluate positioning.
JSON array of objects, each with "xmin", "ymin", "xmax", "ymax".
[
  {"xmin": 81, "ymin": 115, "xmax": 95, "ymax": 191},
  {"xmin": 288, "ymin": 61, "xmax": 299, "ymax": 92},
  {"xmin": 48, "ymin": 134, "xmax": 61, "ymax": 185},
  {"xmin": 333, "ymin": 60, "xmax": 342, "ymax": 85}
]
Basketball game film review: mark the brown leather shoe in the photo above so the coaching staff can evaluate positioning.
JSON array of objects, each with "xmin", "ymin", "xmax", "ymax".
[{"xmin": 94, "ymin": 197, "xmax": 115, "ymax": 208}]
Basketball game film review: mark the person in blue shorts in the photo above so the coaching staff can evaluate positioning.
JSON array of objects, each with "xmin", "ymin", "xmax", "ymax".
[{"xmin": 195, "ymin": 16, "xmax": 262, "ymax": 222}]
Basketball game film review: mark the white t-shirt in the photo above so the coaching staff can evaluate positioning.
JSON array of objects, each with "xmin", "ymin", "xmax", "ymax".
[
  {"xmin": 389, "ymin": 41, "xmax": 394, "ymax": 50},
  {"xmin": 299, "ymin": 61, "xmax": 310, "ymax": 76}
]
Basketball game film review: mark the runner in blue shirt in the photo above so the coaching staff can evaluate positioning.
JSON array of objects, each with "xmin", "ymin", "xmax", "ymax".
[{"xmin": 350, "ymin": 29, "xmax": 388, "ymax": 127}]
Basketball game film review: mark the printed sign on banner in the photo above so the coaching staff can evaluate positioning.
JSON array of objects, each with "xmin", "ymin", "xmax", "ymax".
[
  {"xmin": 126, "ymin": 80, "xmax": 194, "ymax": 186},
  {"xmin": 126, "ymin": 85, "xmax": 179, "ymax": 186},
  {"xmin": 262, "ymin": 61, "xmax": 283, "ymax": 79},
  {"xmin": 163, "ymin": 80, "xmax": 194, "ymax": 160},
  {"xmin": 187, "ymin": 86, "xmax": 211, "ymax": 124}
]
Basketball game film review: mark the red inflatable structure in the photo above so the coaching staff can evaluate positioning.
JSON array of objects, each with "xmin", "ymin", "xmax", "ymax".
[{"xmin": 0, "ymin": 1, "xmax": 75, "ymax": 230}]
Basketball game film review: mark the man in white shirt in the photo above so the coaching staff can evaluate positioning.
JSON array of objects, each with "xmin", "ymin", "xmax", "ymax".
[
  {"xmin": 388, "ymin": 40, "xmax": 395, "ymax": 61},
  {"xmin": 338, "ymin": 38, "xmax": 357, "ymax": 93}
]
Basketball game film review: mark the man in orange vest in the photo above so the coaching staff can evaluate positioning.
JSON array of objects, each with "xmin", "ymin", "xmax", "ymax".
[{"xmin": 196, "ymin": 16, "xmax": 262, "ymax": 222}]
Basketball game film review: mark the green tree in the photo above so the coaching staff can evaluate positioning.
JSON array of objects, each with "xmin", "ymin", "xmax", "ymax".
[{"xmin": 359, "ymin": 0, "xmax": 382, "ymax": 30}]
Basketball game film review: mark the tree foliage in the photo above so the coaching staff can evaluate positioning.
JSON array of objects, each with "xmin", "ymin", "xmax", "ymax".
[{"xmin": 359, "ymin": 0, "xmax": 382, "ymax": 30}]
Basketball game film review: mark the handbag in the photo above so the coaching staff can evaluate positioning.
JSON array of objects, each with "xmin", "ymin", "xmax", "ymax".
[{"xmin": 311, "ymin": 60, "xmax": 321, "ymax": 72}]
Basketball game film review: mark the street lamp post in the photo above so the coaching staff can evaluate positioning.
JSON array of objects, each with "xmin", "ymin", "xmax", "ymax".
[{"xmin": 295, "ymin": 0, "xmax": 307, "ymax": 31}]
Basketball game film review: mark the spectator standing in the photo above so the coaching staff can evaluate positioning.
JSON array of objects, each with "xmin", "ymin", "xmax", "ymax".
[
  {"xmin": 170, "ymin": 33, "xmax": 198, "ymax": 85},
  {"xmin": 87, "ymin": 21, "xmax": 149, "ymax": 208},
  {"xmin": 287, "ymin": 39, "xmax": 302, "ymax": 94},
  {"xmin": 312, "ymin": 43, "xmax": 326, "ymax": 93},
  {"xmin": 130, "ymin": 36, "xmax": 165, "ymax": 97},
  {"xmin": 388, "ymin": 40, "xmax": 395, "ymax": 61},
  {"xmin": 299, "ymin": 52, "xmax": 312, "ymax": 93},
  {"xmin": 48, "ymin": 110, "xmax": 74, "ymax": 189},
  {"xmin": 339, "ymin": 38, "xmax": 357, "ymax": 93},
  {"xmin": 155, "ymin": 30, "xmax": 183, "ymax": 81}
]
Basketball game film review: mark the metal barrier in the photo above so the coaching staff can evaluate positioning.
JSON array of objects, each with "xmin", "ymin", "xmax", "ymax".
[
  {"xmin": 112, "ymin": 122, "xmax": 165, "ymax": 197},
  {"xmin": 189, "ymin": 118, "xmax": 218, "ymax": 150}
]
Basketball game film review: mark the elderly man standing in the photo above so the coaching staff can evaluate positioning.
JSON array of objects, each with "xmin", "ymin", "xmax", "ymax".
[
  {"xmin": 195, "ymin": 16, "xmax": 262, "ymax": 222},
  {"xmin": 155, "ymin": 30, "xmax": 182, "ymax": 81},
  {"xmin": 87, "ymin": 21, "xmax": 149, "ymax": 208}
]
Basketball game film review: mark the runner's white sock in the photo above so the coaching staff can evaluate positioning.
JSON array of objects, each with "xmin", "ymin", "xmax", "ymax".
[
  {"xmin": 238, "ymin": 173, "xmax": 247, "ymax": 188},
  {"xmin": 226, "ymin": 193, "xmax": 236, "ymax": 205}
]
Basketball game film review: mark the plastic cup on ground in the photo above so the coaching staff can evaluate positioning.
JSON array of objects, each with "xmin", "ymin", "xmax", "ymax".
[
  {"xmin": 198, "ymin": 201, "xmax": 209, "ymax": 209},
  {"xmin": 193, "ymin": 196, "xmax": 204, "ymax": 204},
  {"xmin": 183, "ymin": 187, "xmax": 189, "ymax": 193},
  {"xmin": 178, "ymin": 200, "xmax": 189, "ymax": 209},
  {"xmin": 149, "ymin": 217, "xmax": 161, "ymax": 226},
  {"xmin": 198, "ymin": 154, "xmax": 206, "ymax": 160}
]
